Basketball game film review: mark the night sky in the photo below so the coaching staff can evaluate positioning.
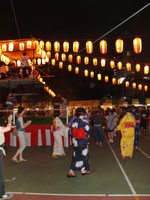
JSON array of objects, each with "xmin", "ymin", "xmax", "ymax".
[{"xmin": 0, "ymin": 0, "xmax": 150, "ymax": 100}]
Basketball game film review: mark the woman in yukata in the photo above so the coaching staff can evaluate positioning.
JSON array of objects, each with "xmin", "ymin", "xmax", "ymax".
[{"xmin": 67, "ymin": 107, "xmax": 90, "ymax": 177}]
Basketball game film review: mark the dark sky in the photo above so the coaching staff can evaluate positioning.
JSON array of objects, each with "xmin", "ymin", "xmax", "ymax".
[{"xmin": 0, "ymin": 0, "xmax": 150, "ymax": 100}]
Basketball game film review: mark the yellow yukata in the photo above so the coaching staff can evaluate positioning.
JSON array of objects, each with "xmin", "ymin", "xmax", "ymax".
[{"xmin": 117, "ymin": 112, "xmax": 135, "ymax": 158}]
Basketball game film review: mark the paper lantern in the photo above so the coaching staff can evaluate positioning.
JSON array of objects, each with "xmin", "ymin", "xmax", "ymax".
[
  {"xmin": 39, "ymin": 41, "xmax": 44, "ymax": 49},
  {"xmin": 46, "ymin": 51, "xmax": 51, "ymax": 59},
  {"xmin": 86, "ymin": 41, "xmax": 93, "ymax": 54},
  {"xmin": 115, "ymin": 39, "xmax": 123, "ymax": 53},
  {"xmin": 54, "ymin": 41, "xmax": 60, "ymax": 52},
  {"xmin": 144, "ymin": 85, "xmax": 148, "ymax": 92},
  {"xmin": 17, "ymin": 60, "xmax": 21, "ymax": 67},
  {"xmin": 110, "ymin": 60, "xmax": 115, "ymax": 69},
  {"xmin": 100, "ymin": 40, "xmax": 107, "ymax": 54},
  {"xmin": 63, "ymin": 41, "xmax": 69, "ymax": 52},
  {"xmin": 33, "ymin": 40, "xmax": 38, "ymax": 49},
  {"xmin": 59, "ymin": 61, "xmax": 63, "ymax": 69},
  {"xmin": 101, "ymin": 58, "xmax": 106, "ymax": 67},
  {"xmin": 32, "ymin": 59, "xmax": 36, "ymax": 65},
  {"xmin": 132, "ymin": 82, "xmax": 136, "ymax": 89},
  {"xmin": 144, "ymin": 65, "xmax": 149, "ymax": 75},
  {"xmin": 97, "ymin": 73, "xmax": 101, "ymax": 80},
  {"xmin": 117, "ymin": 61, "xmax": 122, "ymax": 70},
  {"xmin": 118, "ymin": 78, "xmax": 121, "ymax": 85},
  {"xmin": 112, "ymin": 78, "xmax": 116, "ymax": 85},
  {"xmin": 19, "ymin": 42, "xmax": 25, "ymax": 51},
  {"xmin": 76, "ymin": 56, "xmax": 81, "ymax": 64},
  {"xmin": 51, "ymin": 58, "xmax": 56, "ymax": 66},
  {"xmin": 2, "ymin": 43, "xmax": 7, "ymax": 51},
  {"xmin": 68, "ymin": 54, "xmax": 73, "ymax": 62},
  {"xmin": 55, "ymin": 53, "xmax": 59, "ymax": 61},
  {"xmin": 73, "ymin": 41, "xmax": 79, "ymax": 52},
  {"xmin": 138, "ymin": 84, "xmax": 142, "ymax": 90},
  {"xmin": 84, "ymin": 57, "xmax": 89, "ymax": 65},
  {"xmin": 93, "ymin": 58, "xmax": 98, "ymax": 66},
  {"xmin": 135, "ymin": 64, "xmax": 140, "ymax": 72},
  {"xmin": 105, "ymin": 76, "xmax": 109, "ymax": 83},
  {"xmin": 8, "ymin": 43, "xmax": 14, "ymax": 51},
  {"xmin": 68, "ymin": 64, "xmax": 72, "ymax": 72},
  {"xmin": 125, "ymin": 81, "xmax": 129, "ymax": 88},
  {"xmin": 61, "ymin": 53, "xmax": 66, "ymax": 61},
  {"xmin": 27, "ymin": 41, "xmax": 32, "ymax": 49},
  {"xmin": 133, "ymin": 37, "xmax": 142, "ymax": 54},
  {"xmin": 75, "ymin": 67, "xmax": 79, "ymax": 74},
  {"xmin": 42, "ymin": 51, "xmax": 46, "ymax": 59},
  {"xmin": 84, "ymin": 69, "xmax": 88, "ymax": 77},
  {"xmin": 90, "ymin": 71, "xmax": 94, "ymax": 78},
  {"xmin": 37, "ymin": 58, "xmax": 41, "ymax": 65},
  {"xmin": 45, "ymin": 41, "xmax": 51, "ymax": 51},
  {"xmin": 42, "ymin": 58, "xmax": 46, "ymax": 65},
  {"xmin": 126, "ymin": 63, "xmax": 131, "ymax": 71}
]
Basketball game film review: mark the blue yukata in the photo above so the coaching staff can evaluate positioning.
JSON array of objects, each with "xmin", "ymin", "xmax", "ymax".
[
  {"xmin": 70, "ymin": 117, "xmax": 90, "ymax": 173},
  {"xmin": 133, "ymin": 111, "xmax": 140, "ymax": 147}
]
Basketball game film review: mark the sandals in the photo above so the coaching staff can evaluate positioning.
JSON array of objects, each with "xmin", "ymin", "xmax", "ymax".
[
  {"xmin": 81, "ymin": 171, "xmax": 90, "ymax": 175},
  {"xmin": 12, "ymin": 157, "xmax": 19, "ymax": 163}
]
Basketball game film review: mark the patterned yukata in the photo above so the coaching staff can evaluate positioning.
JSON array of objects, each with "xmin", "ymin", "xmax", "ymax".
[
  {"xmin": 70, "ymin": 117, "xmax": 90, "ymax": 173},
  {"xmin": 117, "ymin": 112, "xmax": 135, "ymax": 158}
]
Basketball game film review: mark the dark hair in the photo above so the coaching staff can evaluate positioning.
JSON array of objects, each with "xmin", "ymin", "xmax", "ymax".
[
  {"xmin": 18, "ymin": 106, "xmax": 24, "ymax": 114},
  {"xmin": 75, "ymin": 107, "xmax": 86, "ymax": 117}
]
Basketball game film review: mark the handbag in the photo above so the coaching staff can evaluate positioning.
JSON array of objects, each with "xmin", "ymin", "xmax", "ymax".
[{"xmin": 12, "ymin": 127, "xmax": 18, "ymax": 136}]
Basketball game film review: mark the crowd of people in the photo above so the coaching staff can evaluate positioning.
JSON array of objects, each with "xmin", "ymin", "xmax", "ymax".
[
  {"xmin": 1, "ymin": 100, "xmax": 150, "ymax": 198},
  {"xmin": 0, "ymin": 52, "xmax": 32, "ymax": 80}
]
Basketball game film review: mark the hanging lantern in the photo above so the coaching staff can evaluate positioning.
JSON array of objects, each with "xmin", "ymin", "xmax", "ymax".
[
  {"xmin": 105, "ymin": 76, "xmax": 109, "ymax": 83},
  {"xmin": 73, "ymin": 41, "xmax": 79, "ymax": 52},
  {"xmin": 55, "ymin": 53, "xmax": 59, "ymax": 61},
  {"xmin": 132, "ymin": 82, "xmax": 136, "ymax": 89},
  {"xmin": 17, "ymin": 60, "xmax": 21, "ymax": 67},
  {"xmin": 75, "ymin": 67, "xmax": 79, "ymax": 74},
  {"xmin": 63, "ymin": 41, "xmax": 69, "ymax": 52},
  {"xmin": 32, "ymin": 59, "xmax": 36, "ymax": 65},
  {"xmin": 138, "ymin": 84, "xmax": 142, "ymax": 90},
  {"xmin": 61, "ymin": 53, "xmax": 66, "ymax": 61},
  {"xmin": 110, "ymin": 60, "xmax": 115, "ymax": 69},
  {"xmin": 117, "ymin": 61, "xmax": 122, "ymax": 70},
  {"xmin": 101, "ymin": 58, "xmax": 106, "ymax": 67},
  {"xmin": 37, "ymin": 58, "xmax": 41, "ymax": 65},
  {"xmin": 118, "ymin": 78, "xmax": 121, "ymax": 85},
  {"xmin": 97, "ymin": 73, "xmax": 101, "ymax": 80},
  {"xmin": 0, "ymin": 47, "xmax": 2, "ymax": 56},
  {"xmin": 33, "ymin": 40, "xmax": 38, "ymax": 49},
  {"xmin": 2, "ymin": 43, "xmax": 7, "ymax": 51},
  {"xmin": 76, "ymin": 55, "xmax": 81, "ymax": 64},
  {"xmin": 42, "ymin": 58, "xmax": 46, "ymax": 65},
  {"xmin": 19, "ymin": 42, "xmax": 25, "ymax": 51},
  {"xmin": 68, "ymin": 54, "xmax": 73, "ymax": 62},
  {"xmin": 27, "ymin": 40, "xmax": 32, "ymax": 49},
  {"xmin": 8, "ymin": 43, "xmax": 14, "ymax": 51},
  {"xmin": 54, "ymin": 41, "xmax": 60, "ymax": 52},
  {"xmin": 45, "ymin": 41, "xmax": 51, "ymax": 51},
  {"xmin": 59, "ymin": 61, "xmax": 63, "ymax": 69},
  {"xmin": 51, "ymin": 58, "xmax": 56, "ymax": 66},
  {"xmin": 46, "ymin": 51, "xmax": 51, "ymax": 59},
  {"xmin": 42, "ymin": 51, "xmax": 46, "ymax": 59},
  {"xmin": 84, "ymin": 57, "xmax": 89, "ymax": 65},
  {"xmin": 112, "ymin": 78, "xmax": 116, "ymax": 85},
  {"xmin": 144, "ymin": 65, "xmax": 149, "ymax": 75},
  {"xmin": 115, "ymin": 39, "xmax": 123, "ymax": 53},
  {"xmin": 86, "ymin": 41, "xmax": 93, "ymax": 54},
  {"xmin": 90, "ymin": 71, "xmax": 94, "ymax": 78},
  {"xmin": 93, "ymin": 58, "xmax": 98, "ymax": 66},
  {"xmin": 144, "ymin": 85, "xmax": 148, "ymax": 92},
  {"xmin": 126, "ymin": 62, "xmax": 131, "ymax": 71},
  {"xmin": 39, "ymin": 41, "xmax": 44, "ymax": 49},
  {"xmin": 99, "ymin": 40, "xmax": 107, "ymax": 54},
  {"xmin": 45, "ymin": 56, "xmax": 49, "ymax": 63},
  {"xmin": 133, "ymin": 37, "xmax": 142, "ymax": 54},
  {"xmin": 135, "ymin": 63, "xmax": 141, "ymax": 72},
  {"xmin": 125, "ymin": 81, "xmax": 129, "ymax": 88},
  {"xmin": 84, "ymin": 69, "xmax": 88, "ymax": 77},
  {"xmin": 68, "ymin": 64, "xmax": 72, "ymax": 72}
]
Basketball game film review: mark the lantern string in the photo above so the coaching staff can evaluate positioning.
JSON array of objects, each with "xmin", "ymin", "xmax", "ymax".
[
  {"xmin": 75, "ymin": 2, "xmax": 150, "ymax": 55},
  {"xmin": 10, "ymin": 0, "xmax": 21, "ymax": 38}
]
